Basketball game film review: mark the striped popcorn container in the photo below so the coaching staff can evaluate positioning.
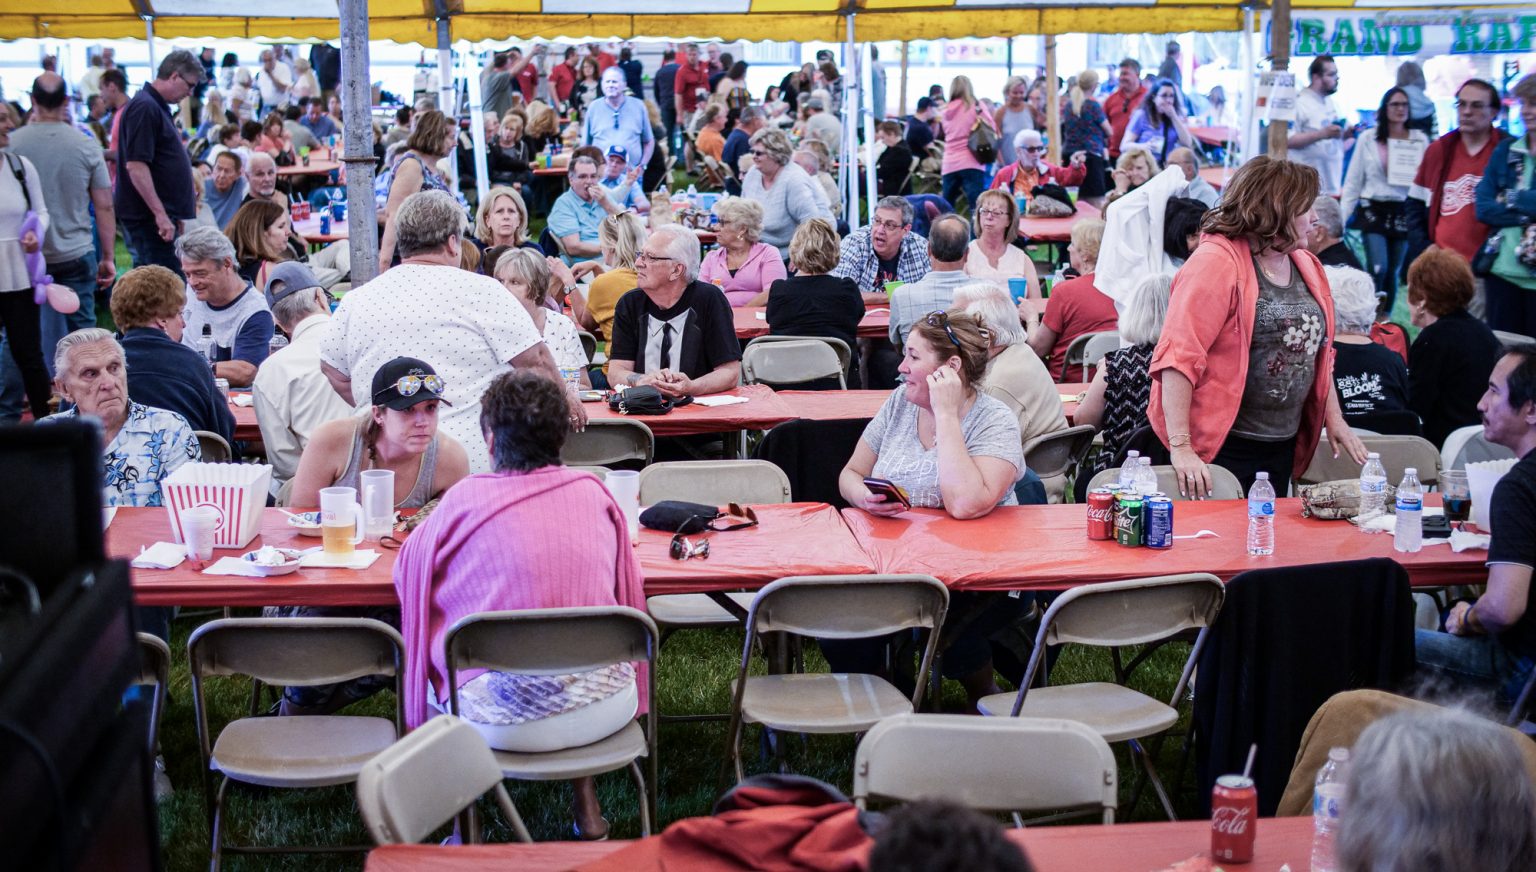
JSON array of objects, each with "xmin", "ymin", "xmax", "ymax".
[{"xmin": 161, "ymin": 463, "xmax": 273, "ymax": 549}]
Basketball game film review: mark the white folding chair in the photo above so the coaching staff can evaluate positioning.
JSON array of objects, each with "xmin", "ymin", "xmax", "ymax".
[
  {"xmin": 135, "ymin": 633, "xmax": 171, "ymax": 754},
  {"xmin": 977, "ymin": 574, "xmax": 1224, "ymax": 821},
  {"xmin": 1085, "ymin": 464, "xmax": 1245, "ymax": 500},
  {"xmin": 195, "ymin": 430, "xmax": 233, "ymax": 462},
  {"xmin": 1300, "ymin": 434, "xmax": 1442, "ymax": 488},
  {"xmin": 560, "ymin": 419, "xmax": 654, "ymax": 469},
  {"xmin": 741, "ymin": 338, "xmax": 847, "ymax": 389},
  {"xmin": 1082, "ymin": 332, "xmax": 1121, "ymax": 380},
  {"xmin": 1058, "ymin": 331, "xmax": 1117, "ymax": 381},
  {"xmin": 356, "ymin": 714, "xmax": 531, "ymax": 845},
  {"xmin": 854, "ymin": 713, "xmax": 1118, "ymax": 825},
  {"xmin": 1022, "ymin": 425, "xmax": 1097, "ymax": 504},
  {"xmin": 1440, "ymin": 424, "xmax": 1516, "ymax": 472}
]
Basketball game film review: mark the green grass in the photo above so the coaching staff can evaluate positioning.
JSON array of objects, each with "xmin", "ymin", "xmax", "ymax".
[{"xmin": 153, "ymin": 610, "xmax": 1199, "ymax": 870}]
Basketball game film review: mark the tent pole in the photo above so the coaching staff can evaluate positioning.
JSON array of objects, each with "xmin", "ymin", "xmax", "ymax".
[
  {"xmin": 436, "ymin": 17, "xmax": 454, "ymax": 116},
  {"xmin": 899, "ymin": 41, "xmax": 909, "ymax": 118},
  {"xmin": 862, "ymin": 42, "xmax": 878, "ymax": 225},
  {"xmin": 1044, "ymin": 33, "xmax": 1059, "ymax": 166},
  {"xmin": 1267, "ymin": 0, "xmax": 1291, "ymax": 159},
  {"xmin": 144, "ymin": 17, "xmax": 156, "ymax": 73},
  {"xmin": 1240, "ymin": 5, "xmax": 1256, "ymax": 165},
  {"xmin": 843, "ymin": 12, "xmax": 858, "ymax": 227},
  {"xmin": 339, "ymin": 0, "xmax": 379, "ymax": 284},
  {"xmin": 464, "ymin": 41, "xmax": 491, "ymax": 209}
]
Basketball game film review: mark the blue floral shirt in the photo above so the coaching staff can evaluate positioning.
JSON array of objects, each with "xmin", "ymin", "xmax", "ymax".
[{"xmin": 44, "ymin": 402, "xmax": 201, "ymax": 507}]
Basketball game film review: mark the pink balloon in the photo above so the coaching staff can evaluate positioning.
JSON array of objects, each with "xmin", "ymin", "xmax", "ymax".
[{"xmin": 43, "ymin": 283, "xmax": 79, "ymax": 315}]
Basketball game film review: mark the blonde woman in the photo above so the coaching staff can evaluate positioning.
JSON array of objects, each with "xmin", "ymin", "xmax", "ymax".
[
  {"xmin": 965, "ymin": 189, "xmax": 1040, "ymax": 300},
  {"xmin": 290, "ymin": 58, "xmax": 320, "ymax": 101},
  {"xmin": 701, "ymin": 198, "xmax": 787, "ymax": 306},
  {"xmin": 475, "ymin": 186, "xmax": 537, "ymax": 251},
  {"xmin": 1063, "ymin": 69, "xmax": 1113, "ymax": 203},
  {"xmin": 571, "ymin": 211, "xmax": 646, "ymax": 341},
  {"xmin": 993, "ymin": 76, "xmax": 1034, "ymax": 166},
  {"xmin": 1104, "ymin": 149, "xmax": 1159, "ymax": 207},
  {"xmin": 495, "ymin": 248, "xmax": 591, "ymax": 388},
  {"xmin": 524, "ymin": 100, "xmax": 560, "ymax": 153},
  {"xmin": 939, "ymin": 75, "xmax": 997, "ymax": 215}
]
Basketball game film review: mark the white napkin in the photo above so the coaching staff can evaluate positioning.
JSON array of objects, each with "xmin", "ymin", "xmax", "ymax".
[
  {"xmin": 203, "ymin": 556, "xmax": 268, "ymax": 576},
  {"xmin": 755, "ymin": 311, "xmax": 767, "ymax": 320},
  {"xmin": 1356, "ymin": 507, "xmax": 1443, "ymax": 534},
  {"xmin": 299, "ymin": 549, "xmax": 381, "ymax": 569},
  {"xmin": 693, "ymin": 395, "xmax": 750, "ymax": 407},
  {"xmin": 230, "ymin": 394, "xmax": 254, "ymax": 407},
  {"xmin": 131, "ymin": 542, "xmax": 187, "ymax": 569},
  {"xmin": 1449, "ymin": 529, "xmax": 1491, "ymax": 552}
]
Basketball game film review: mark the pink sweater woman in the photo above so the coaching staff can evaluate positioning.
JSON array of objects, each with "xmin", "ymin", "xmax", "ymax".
[
  {"xmin": 700, "ymin": 198, "xmax": 790, "ymax": 306},
  {"xmin": 939, "ymin": 75, "xmax": 997, "ymax": 216},
  {"xmin": 394, "ymin": 370, "xmax": 645, "ymax": 839}
]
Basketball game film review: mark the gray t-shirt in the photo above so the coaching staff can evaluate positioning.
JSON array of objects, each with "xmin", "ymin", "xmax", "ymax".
[
  {"xmin": 7, "ymin": 121, "xmax": 110, "ymax": 263},
  {"xmin": 1231, "ymin": 258, "xmax": 1324, "ymax": 440},
  {"xmin": 863, "ymin": 388, "xmax": 1024, "ymax": 509}
]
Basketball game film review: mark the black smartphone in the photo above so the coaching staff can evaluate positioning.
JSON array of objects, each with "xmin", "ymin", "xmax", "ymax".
[{"xmin": 862, "ymin": 477, "xmax": 912, "ymax": 509}]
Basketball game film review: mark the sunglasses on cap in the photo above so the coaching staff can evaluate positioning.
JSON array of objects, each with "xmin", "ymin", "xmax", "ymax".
[{"xmin": 373, "ymin": 374, "xmax": 445, "ymax": 403}]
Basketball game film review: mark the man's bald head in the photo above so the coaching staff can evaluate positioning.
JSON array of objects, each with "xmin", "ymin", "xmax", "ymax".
[
  {"xmin": 30, "ymin": 72, "xmax": 67, "ymax": 110},
  {"xmin": 1166, "ymin": 147, "xmax": 1198, "ymax": 181}
]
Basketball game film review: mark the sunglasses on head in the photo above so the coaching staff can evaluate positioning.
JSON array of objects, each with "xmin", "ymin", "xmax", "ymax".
[
  {"xmin": 374, "ymin": 374, "xmax": 444, "ymax": 403},
  {"xmin": 923, "ymin": 311, "xmax": 989, "ymax": 349}
]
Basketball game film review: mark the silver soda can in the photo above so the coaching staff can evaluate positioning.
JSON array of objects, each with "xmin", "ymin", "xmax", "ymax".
[{"xmin": 1146, "ymin": 496, "xmax": 1174, "ymax": 549}]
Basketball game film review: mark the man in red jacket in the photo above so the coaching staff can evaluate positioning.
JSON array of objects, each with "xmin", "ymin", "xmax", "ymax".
[
  {"xmin": 674, "ymin": 43, "xmax": 712, "ymax": 173},
  {"xmin": 547, "ymin": 46, "xmax": 578, "ymax": 106},
  {"xmin": 1407, "ymin": 77, "xmax": 1505, "ymax": 315},
  {"xmin": 1104, "ymin": 57, "xmax": 1148, "ymax": 162}
]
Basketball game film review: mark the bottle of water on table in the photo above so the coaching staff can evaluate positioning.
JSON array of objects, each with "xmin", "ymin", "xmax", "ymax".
[
  {"xmin": 1358, "ymin": 452, "xmax": 1387, "ymax": 521},
  {"xmin": 1118, "ymin": 450, "xmax": 1141, "ymax": 490},
  {"xmin": 1310, "ymin": 747, "xmax": 1349, "ymax": 872},
  {"xmin": 1394, "ymin": 468, "xmax": 1423, "ymax": 553},
  {"xmin": 1246, "ymin": 472, "xmax": 1275, "ymax": 556},
  {"xmin": 1136, "ymin": 456, "xmax": 1158, "ymax": 496}
]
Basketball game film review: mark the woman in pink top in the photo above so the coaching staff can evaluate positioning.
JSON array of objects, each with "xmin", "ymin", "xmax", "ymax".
[
  {"xmin": 700, "ymin": 197, "xmax": 788, "ymax": 306},
  {"xmin": 939, "ymin": 75, "xmax": 997, "ymax": 217},
  {"xmin": 394, "ymin": 370, "xmax": 646, "ymax": 840}
]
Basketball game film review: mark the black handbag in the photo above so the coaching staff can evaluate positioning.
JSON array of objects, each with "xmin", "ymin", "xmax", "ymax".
[
  {"xmin": 1472, "ymin": 230, "xmax": 1502, "ymax": 277},
  {"xmin": 967, "ymin": 117, "xmax": 997, "ymax": 165},
  {"xmin": 1351, "ymin": 199, "xmax": 1408, "ymax": 238},
  {"xmin": 607, "ymin": 385, "xmax": 683, "ymax": 415},
  {"xmin": 639, "ymin": 500, "xmax": 719, "ymax": 533}
]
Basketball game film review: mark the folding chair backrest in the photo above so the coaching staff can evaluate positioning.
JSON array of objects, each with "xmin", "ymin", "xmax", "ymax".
[
  {"xmin": 1300, "ymin": 434, "xmax": 1441, "ymax": 488},
  {"xmin": 1493, "ymin": 329, "xmax": 1536, "ymax": 351},
  {"xmin": 1040, "ymin": 574, "xmax": 1225, "ymax": 649},
  {"xmin": 1022, "ymin": 425, "xmax": 1097, "ymax": 480},
  {"xmin": 1441, "ymin": 424, "xmax": 1516, "ymax": 472},
  {"xmin": 570, "ymin": 465, "xmax": 610, "ymax": 482},
  {"xmin": 854, "ymin": 713, "xmax": 1117, "ymax": 821},
  {"xmin": 741, "ymin": 339, "xmax": 845, "ymax": 388},
  {"xmin": 745, "ymin": 335, "xmax": 853, "ymax": 377},
  {"xmin": 274, "ymin": 477, "xmax": 296, "ymax": 507},
  {"xmin": 560, "ymin": 419, "xmax": 655, "ymax": 468},
  {"xmin": 1059, "ymin": 331, "xmax": 1114, "ymax": 381},
  {"xmin": 1085, "ymin": 464, "xmax": 1244, "ymax": 500},
  {"xmin": 446, "ymin": 607, "xmax": 657, "ymax": 678},
  {"xmin": 577, "ymin": 330, "xmax": 598, "ymax": 364},
  {"xmin": 195, "ymin": 430, "xmax": 232, "ymax": 463},
  {"xmin": 637, "ymin": 460, "xmax": 791, "ymax": 506},
  {"xmin": 357, "ymin": 715, "xmax": 508, "ymax": 845},
  {"xmin": 136, "ymin": 633, "xmax": 171, "ymax": 752},
  {"xmin": 188, "ymin": 617, "xmax": 404, "ymax": 687},
  {"xmin": 747, "ymin": 575, "xmax": 948, "ymax": 640},
  {"xmin": 1082, "ymin": 332, "xmax": 1120, "ymax": 377}
]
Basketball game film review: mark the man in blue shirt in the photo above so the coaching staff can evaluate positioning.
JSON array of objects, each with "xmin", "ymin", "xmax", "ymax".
[
  {"xmin": 548, "ymin": 155, "xmax": 621, "ymax": 265},
  {"xmin": 175, "ymin": 226, "xmax": 274, "ymax": 387},
  {"xmin": 721, "ymin": 106, "xmax": 762, "ymax": 196},
  {"xmin": 298, "ymin": 97, "xmax": 338, "ymax": 140},
  {"xmin": 598, "ymin": 146, "xmax": 649, "ymax": 214},
  {"xmin": 583, "ymin": 66, "xmax": 654, "ymax": 169}
]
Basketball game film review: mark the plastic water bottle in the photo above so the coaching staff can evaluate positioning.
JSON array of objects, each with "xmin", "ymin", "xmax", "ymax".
[
  {"xmin": 1310, "ymin": 747, "xmax": 1350, "ymax": 872},
  {"xmin": 268, "ymin": 332, "xmax": 289, "ymax": 354},
  {"xmin": 1136, "ymin": 456, "xmax": 1158, "ymax": 497},
  {"xmin": 1246, "ymin": 472, "xmax": 1276, "ymax": 556},
  {"xmin": 197, "ymin": 324, "xmax": 216, "ymax": 368},
  {"xmin": 1358, "ymin": 453, "xmax": 1387, "ymax": 521},
  {"xmin": 1118, "ymin": 450, "xmax": 1142, "ymax": 490},
  {"xmin": 1394, "ymin": 468, "xmax": 1423, "ymax": 553}
]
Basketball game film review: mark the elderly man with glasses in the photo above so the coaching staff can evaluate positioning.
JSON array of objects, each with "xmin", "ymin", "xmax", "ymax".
[
  {"xmin": 832, "ymin": 195, "xmax": 932, "ymax": 307},
  {"xmin": 989, "ymin": 129, "xmax": 1088, "ymax": 203},
  {"xmin": 549, "ymin": 154, "xmax": 624, "ymax": 265},
  {"xmin": 607, "ymin": 225, "xmax": 741, "ymax": 399},
  {"xmin": 582, "ymin": 66, "xmax": 654, "ymax": 171},
  {"xmin": 116, "ymin": 49, "xmax": 205, "ymax": 272}
]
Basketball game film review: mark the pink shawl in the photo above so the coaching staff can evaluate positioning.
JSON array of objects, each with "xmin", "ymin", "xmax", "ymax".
[{"xmin": 393, "ymin": 466, "xmax": 647, "ymax": 729}]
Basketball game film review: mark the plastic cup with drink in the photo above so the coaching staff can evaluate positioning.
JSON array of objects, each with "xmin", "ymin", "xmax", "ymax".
[
  {"xmin": 319, "ymin": 486, "xmax": 365, "ymax": 555},
  {"xmin": 181, "ymin": 505, "xmax": 219, "ymax": 563},
  {"xmin": 360, "ymin": 470, "xmax": 395, "ymax": 541}
]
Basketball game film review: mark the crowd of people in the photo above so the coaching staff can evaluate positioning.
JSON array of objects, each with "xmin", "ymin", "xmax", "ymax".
[{"xmin": 6, "ymin": 36, "xmax": 1536, "ymax": 853}]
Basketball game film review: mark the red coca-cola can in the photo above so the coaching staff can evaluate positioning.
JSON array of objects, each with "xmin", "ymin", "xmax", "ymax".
[
  {"xmin": 1211, "ymin": 774, "xmax": 1257, "ymax": 863},
  {"xmin": 1087, "ymin": 488, "xmax": 1115, "ymax": 540}
]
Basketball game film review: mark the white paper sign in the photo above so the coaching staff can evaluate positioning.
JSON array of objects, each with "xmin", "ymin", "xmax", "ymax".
[
  {"xmin": 1257, "ymin": 72, "xmax": 1298, "ymax": 122},
  {"xmin": 1387, "ymin": 139, "xmax": 1426, "ymax": 187}
]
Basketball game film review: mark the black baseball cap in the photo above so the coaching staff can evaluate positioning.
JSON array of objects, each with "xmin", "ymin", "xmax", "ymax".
[
  {"xmin": 370, "ymin": 357, "xmax": 452, "ymax": 411},
  {"xmin": 915, "ymin": 96, "xmax": 934, "ymax": 112}
]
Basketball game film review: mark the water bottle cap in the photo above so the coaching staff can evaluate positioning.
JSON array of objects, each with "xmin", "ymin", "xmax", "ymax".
[
  {"xmin": 1367, "ymin": 452, "xmax": 1380, "ymax": 459},
  {"xmin": 1404, "ymin": 467, "xmax": 1417, "ymax": 475},
  {"xmin": 1255, "ymin": 472, "xmax": 1269, "ymax": 480},
  {"xmin": 1329, "ymin": 747, "xmax": 1350, "ymax": 761},
  {"xmin": 1127, "ymin": 451, "xmax": 1139, "ymax": 457}
]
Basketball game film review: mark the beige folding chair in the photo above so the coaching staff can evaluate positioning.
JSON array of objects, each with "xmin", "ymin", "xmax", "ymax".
[
  {"xmin": 1494, "ymin": 329, "xmax": 1536, "ymax": 350},
  {"xmin": 1085, "ymin": 464, "xmax": 1245, "ymax": 500},
  {"xmin": 724, "ymin": 575, "xmax": 949, "ymax": 783},
  {"xmin": 1440, "ymin": 424, "xmax": 1516, "ymax": 471},
  {"xmin": 853, "ymin": 713, "xmax": 1118, "ymax": 825},
  {"xmin": 1058, "ymin": 331, "xmax": 1117, "ymax": 381},
  {"xmin": 744, "ymin": 335, "xmax": 854, "ymax": 379},
  {"xmin": 356, "ymin": 714, "xmax": 531, "ymax": 845},
  {"xmin": 1022, "ymin": 425, "xmax": 1097, "ymax": 504},
  {"xmin": 569, "ymin": 465, "xmax": 610, "ymax": 482},
  {"xmin": 135, "ymin": 633, "xmax": 171, "ymax": 754},
  {"xmin": 445, "ymin": 607, "xmax": 659, "ymax": 835},
  {"xmin": 560, "ymin": 419, "xmax": 654, "ymax": 469},
  {"xmin": 274, "ymin": 477, "xmax": 296, "ymax": 507},
  {"xmin": 577, "ymin": 330, "xmax": 598, "ymax": 364},
  {"xmin": 1083, "ymin": 332, "xmax": 1121, "ymax": 380},
  {"xmin": 1299, "ymin": 434, "xmax": 1442, "ymax": 488},
  {"xmin": 741, "ymin": 338, "xmax": 847, "ymax": 389},
  {"xmin": 195, "ymin": 430, "xmax": 233, "ymax": 462},
  {"xmin": 976, "ymin": 573, "xmax": 1225, "ymax": 821},
  {"xmin": 188, "ymin": 617, "xmax": 404, "ymax": 869}
]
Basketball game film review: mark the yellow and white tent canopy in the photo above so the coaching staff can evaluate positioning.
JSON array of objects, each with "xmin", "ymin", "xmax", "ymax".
[{"xmin": 5, "ymin": 1, "xmax": 1536, "ymax": 45}]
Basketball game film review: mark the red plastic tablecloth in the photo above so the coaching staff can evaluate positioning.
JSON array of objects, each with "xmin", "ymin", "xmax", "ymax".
[
  {"xmin": 584, "ymin": 384, "xmax": 797, "ymax": 437},
  {"xmin": 733, "ymin": 307, "xmax": 889, "ymax": 340},
  {"xmin": 1191, "ymin": 125, "xmax": 1241, "ymax": 147},
  {"xmin": 775, "ymin": 389, "xmax": 891, "ymax": 422},
  {"xmin": 842, "ymin": 498, "xmax": 1487, "ymax": 592},
  {"xmin": 228, "ymin": 394, "xmax": 260, "ymax": 442},
  {"xmin": 1018, "ymin": 201, "xmax": 1101, "ymax": 243},
  {"xmin": 363, "ymin": 816, "xmax": 1312, "ymax": 871},
  {"xmin": 118, "ymin": 502, "xmax": 872, "ymax": 607}
]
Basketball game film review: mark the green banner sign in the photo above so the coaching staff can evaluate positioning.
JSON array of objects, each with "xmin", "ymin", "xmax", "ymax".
[{"xmin": 1290, "ymin": 12, "xmax": 1536, "ymax": 57}]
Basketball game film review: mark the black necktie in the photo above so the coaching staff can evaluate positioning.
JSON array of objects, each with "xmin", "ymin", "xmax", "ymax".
[{"xmin": 659, "ymin": 322, "xmax": 673, "ymax": 372}]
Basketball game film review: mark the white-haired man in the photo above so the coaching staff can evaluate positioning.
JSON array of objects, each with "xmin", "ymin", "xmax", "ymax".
[
  {"xmin": 583, "ymin": 66, "xmax": 654, "ymax": 169},
  {"xmin": 606, "ymin": 225, "xmax": 741, "ymax": 398}
]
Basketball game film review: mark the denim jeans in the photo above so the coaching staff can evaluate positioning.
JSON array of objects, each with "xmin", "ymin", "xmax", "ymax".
[
  {"xmin": 121, "ymin": 219, "xmax": 183, "ymax": 275},
  {"xmin": 1361, "ymin": 232, "xmax": 1407, "ymax": 313},
  {"xmin": 1415, "ymin": 627, "xmax": 1534, "ymax": 706},
  {"xmin": 941, "ymin": 168, "xmax": 985, "ymax": 216},
  {"xmin": 40, "ymin": 254, "xmax": 100, "ymax": 376}
]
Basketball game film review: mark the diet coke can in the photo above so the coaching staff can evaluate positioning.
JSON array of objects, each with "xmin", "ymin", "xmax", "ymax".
[
  {"xmin": 1211, "ymin": 774, "xmax": 1257, "ymax": 863},
  {"xmin": 1087, "ymin": 489, "xmax": 1115, "ymax": 540},
  {"xmin": 1146, "ymin": 496, "xmax": 1174, "ymax": 549}
]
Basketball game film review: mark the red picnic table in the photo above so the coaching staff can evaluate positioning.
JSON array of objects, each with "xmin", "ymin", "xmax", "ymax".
[
  {"xmin": 363, "ymin": 815, "xmax": 1313, "ymax": 871},
  {"xmin": 292, "ymin": 213, "xmax": 348, "ymax": 246},
  {"xmin": 777, "ymin": 386, "xmax": 1083, "ymax": 427},
  {"xmin": 840, "ymin": 496, "xmax": 1486, "ymax": 593},
  {"xmin": 1199, "ymin": 165, "xmax": 1233, "ymax": 191},
  {"xmin": 583, "ymin": 384, "xmax": 797, "ymax": 438},
  {"xmin": 1018, "ymin": 201, "xmax": 1100, "ymax": 243},
  {"xmin": 228, "ymin": 394, "xmax": 260, "ymax": 443},
  {"xmin": 1191, "ymin": 125, "xmax": 1240, "ymax": 148},
  {"xmin": 733, "ymin": 307, "xmax": 890, "ymax": 340},
  {"xmin": 116, "ymin": 502, "xmax": 873, "ymax": 608}
]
